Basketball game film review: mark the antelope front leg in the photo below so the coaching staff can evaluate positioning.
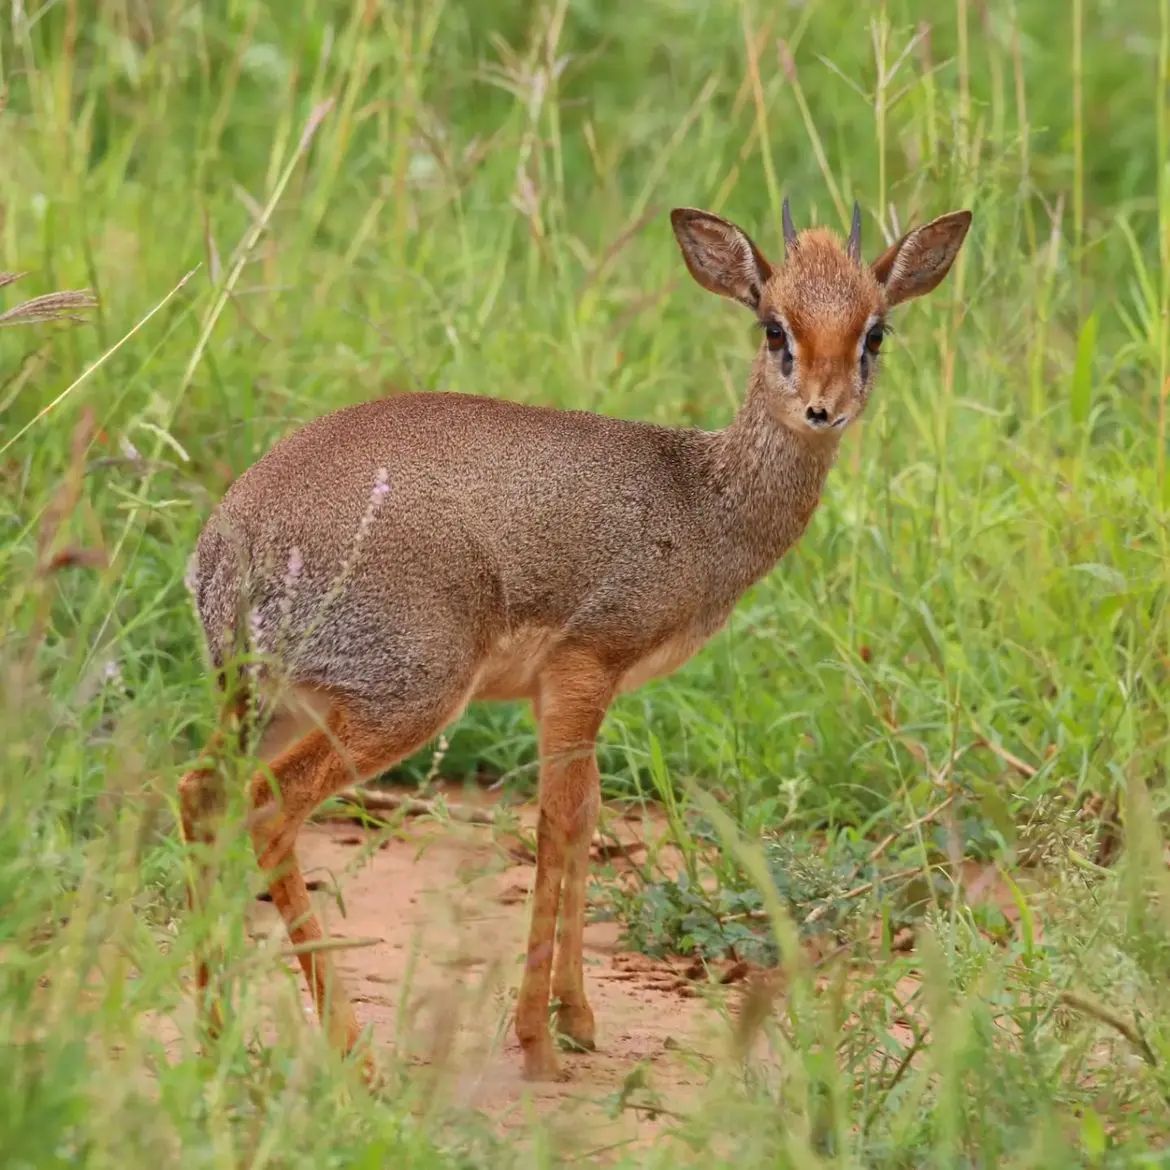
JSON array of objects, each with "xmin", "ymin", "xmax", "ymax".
[
  {"xmin": 515, "ymin": 654, "xmax": 611, "ymax": 1080},
  {"xmin": 515, "ymin": 807, "xmax": 570, "ymax": 1080},
  {"xmin": 551, "ymin": 755, "xmax": 600, "ymax": 1049}
]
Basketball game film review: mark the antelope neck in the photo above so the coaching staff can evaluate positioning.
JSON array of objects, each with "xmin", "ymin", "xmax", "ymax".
[{"xmin": 700, "ymin": 374, "xmax": 841, "ymax": 587}]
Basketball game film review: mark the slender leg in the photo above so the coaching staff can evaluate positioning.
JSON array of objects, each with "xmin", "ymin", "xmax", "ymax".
[
  {"xmin": 245, "ymin": 712, "xmax": 424, "ymax": 1071},
  {"xmin": 246, "ymin": 737, "xmax": 367, "ymax": 1057},
  {"xmin": 179, "ymin": 691, "xmax": 452, "ymax": 1082},
  {"xmin": 515, "ymin": 652, "xmax": 611, "ymax": 1080},
  {"xmin": 515, "ymin": 807, "xmax": 570, "ymax": 1080},
  {"xmin": 551, "ymin": 751, "xmax": 600, "ymax": 1049}
]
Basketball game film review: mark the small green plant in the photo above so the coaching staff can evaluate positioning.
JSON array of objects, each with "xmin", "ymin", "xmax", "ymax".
[{"xmin": 601, "ymin": 827, "xmax": 930, "ymax": 965}]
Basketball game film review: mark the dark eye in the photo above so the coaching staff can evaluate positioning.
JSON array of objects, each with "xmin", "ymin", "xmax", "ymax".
[
  {"xmin": 865, "ymin": 325, "xmax": 885, "ymax": 355},
  {"xmin": 765, "ymin": 323, "xmax": 787, "ymax": 353}
]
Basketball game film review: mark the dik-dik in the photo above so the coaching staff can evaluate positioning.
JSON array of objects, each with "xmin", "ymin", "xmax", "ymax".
[{"xmin": 181, "ymin": 199, "xmax": 971, "ymax": 1081}]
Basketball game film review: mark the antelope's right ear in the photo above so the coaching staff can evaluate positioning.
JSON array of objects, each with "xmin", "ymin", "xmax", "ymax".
[
  {"xmin": 670, "ymin": 208, "xmax": 773, "ymax": 312},
  {"xmin": 871, "ymin": 210, "xmax": 972, "ymax": 307}
]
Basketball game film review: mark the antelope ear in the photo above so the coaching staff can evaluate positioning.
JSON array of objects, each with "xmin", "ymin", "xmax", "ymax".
[
  {"xmin": 871, "ymin": 210, "xmax": 972, "ymax": 307},
  {"xmin": 670, "ymin": 208, "xmax": 773, "ymax": 311}
]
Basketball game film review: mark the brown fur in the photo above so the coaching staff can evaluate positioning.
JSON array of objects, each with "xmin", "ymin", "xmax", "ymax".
[{"xmin": 179, "ymin": 201, "xmax": 971, "ymax": 1082}]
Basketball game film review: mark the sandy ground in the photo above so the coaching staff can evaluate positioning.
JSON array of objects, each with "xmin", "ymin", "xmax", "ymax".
[
  {"xmin": 243, "ymin": 791, "xmax": 738, "ymax": 1151},
  {"xmin": 240, "ymin": 798, "xmax": 1028, "ymax": 1121},
  {"xmin": 148, "ymin": 785, "xmax": 1041, "ymax": 1156}
]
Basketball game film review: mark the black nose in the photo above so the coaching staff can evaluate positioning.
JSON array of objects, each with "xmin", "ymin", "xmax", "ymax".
[{"xmin": 805, "ymin": 405, "xmax": 830, "ymax": 426}]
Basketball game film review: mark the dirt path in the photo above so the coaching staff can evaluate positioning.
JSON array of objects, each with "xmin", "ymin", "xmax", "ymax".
[{"xmin": 247, "ymin": 793, "xmax": 735, "ymax": 1151}]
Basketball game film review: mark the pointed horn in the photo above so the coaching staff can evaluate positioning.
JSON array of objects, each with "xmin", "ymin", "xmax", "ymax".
[
  {"xmin": 782, "ymin": 197, "xmax": 798, "ymax": 255},
  {"xmin": 847, "ymin": 200, "xmax": 862, "ymax": 262}
]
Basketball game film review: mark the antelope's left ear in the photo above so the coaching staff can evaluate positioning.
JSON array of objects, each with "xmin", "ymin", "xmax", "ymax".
[
  {"xmin": 871, "ymin": 210, "xmax": 972, "ymax": 307},
  {"xmin": 670, "ymin": 208, "xmax": 774, "ymax": 312}
]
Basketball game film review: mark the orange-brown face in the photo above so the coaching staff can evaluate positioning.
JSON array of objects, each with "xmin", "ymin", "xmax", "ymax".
[
  {"xmin": 670, "ymin": 202, "xmax": 972, "ymax": 438},
  {"xmin": 755, "ymin": 228, "xmax": 886, "ymax": 436}
]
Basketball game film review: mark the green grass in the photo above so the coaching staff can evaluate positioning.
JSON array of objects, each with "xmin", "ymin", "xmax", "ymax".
[{"xmin": 3, "ymin": 0, "xmax": 1170, "ymax": 1164}]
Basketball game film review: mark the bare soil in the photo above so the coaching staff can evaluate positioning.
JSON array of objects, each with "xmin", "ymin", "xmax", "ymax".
[
  {"xmin": 158, "ymin": 785, "xmax": 1039, "ymax": 1158},
  {"xmin": 247, "ymin": 791, "xmax": 735, "ymax": 1152}
]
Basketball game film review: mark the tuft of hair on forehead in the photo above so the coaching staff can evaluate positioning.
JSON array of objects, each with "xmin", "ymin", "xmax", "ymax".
[{"xmin": 763, "ymin": 227, "xmax": 883, "ymax": 347}]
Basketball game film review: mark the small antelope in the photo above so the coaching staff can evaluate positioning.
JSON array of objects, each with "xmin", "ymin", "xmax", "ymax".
[{"xmin": 180, "ymin": 198, "xmax": 970, "ymax": 1081}]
